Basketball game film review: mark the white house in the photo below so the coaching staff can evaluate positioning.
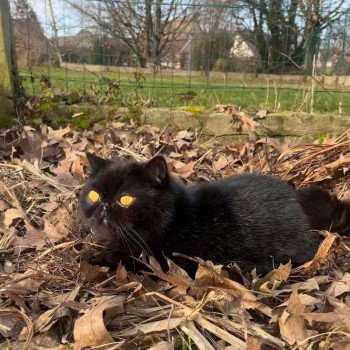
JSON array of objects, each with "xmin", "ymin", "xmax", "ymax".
[{"xmin": 230, "ymin": 33, "xmax": 256, "ymax": 58}]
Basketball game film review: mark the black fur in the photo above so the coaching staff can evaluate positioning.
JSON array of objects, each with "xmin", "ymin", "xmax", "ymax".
[{"xmin": 79, "ymin": 154, "xmax": 350, "ymax": 275}]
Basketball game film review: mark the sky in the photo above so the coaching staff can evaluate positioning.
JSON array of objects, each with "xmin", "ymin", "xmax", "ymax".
[
  {"xmin": 28, "ymin": 0, "xmax": 82, "ymax": 37},
  {"xmin": 23, "ymin": 0, "xmax": 350, "ymax": 39}
]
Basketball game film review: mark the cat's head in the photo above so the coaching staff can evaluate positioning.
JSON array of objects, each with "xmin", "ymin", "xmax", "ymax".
[{"xmin": 79, "ymin": 153, "xmax": 176, "ymax": 256}]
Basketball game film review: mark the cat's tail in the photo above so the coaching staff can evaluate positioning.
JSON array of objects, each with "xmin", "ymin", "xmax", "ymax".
[{"xmin": 297, "ymin": 186, "xmax": 350, "ymax": 236}]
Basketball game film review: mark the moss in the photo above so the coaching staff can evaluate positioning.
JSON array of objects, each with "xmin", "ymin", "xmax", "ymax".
[
  {"xmin": 255, "ymin": 125, "xmax": 299, "ymax": 137},
  {"xmin": 0, "ymin": 115, "xmax": 16, "ymax": 129},
  {"xmin": 317, "ymin": 133, "xmax": 327, "ymax": 144},
  {"xmin": 73, "ymin": 115, "xmax": 90, "ymax": 130},
  {"xmin": 178, "ymin": 105, "xmax": 206, "ymax": 116},
  {"xmin": 28, "ymin": 102, "xmax": 130, "ymax": 130},
  {"xmin": 106, "ymin": 104, "xmax": 122, "ymax": 119}
]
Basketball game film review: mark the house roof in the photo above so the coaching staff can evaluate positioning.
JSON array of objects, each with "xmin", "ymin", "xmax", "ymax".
[
  {"xmin": 57, "ymin": 29, "xmax": 95, "ymax": 52},
  {"xmin": 161, "ymin": 19, "xmax": 198, "ymax": 57}
]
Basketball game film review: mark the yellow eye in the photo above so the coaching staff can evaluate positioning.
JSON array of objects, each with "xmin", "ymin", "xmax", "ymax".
[
  {"xmin": 88, "ymin": 190, "xmax": 100, "ymax": 203},
  {"xmin": 120, "ymin": 195, "xmax": 135, "ymax": 207}
]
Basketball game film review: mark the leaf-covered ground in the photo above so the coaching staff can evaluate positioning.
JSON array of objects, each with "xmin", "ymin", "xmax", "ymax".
[{"xmin": 0, "ymin": 117, "xmax": 349, "ymax": 350}]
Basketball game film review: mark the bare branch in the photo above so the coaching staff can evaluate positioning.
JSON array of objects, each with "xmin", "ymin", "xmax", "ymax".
[{"xmin": 68, "ymin": 0, "xmax": 193, "ymax": 68}]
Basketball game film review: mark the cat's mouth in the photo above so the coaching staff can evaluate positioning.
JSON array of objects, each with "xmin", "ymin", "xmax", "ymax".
[
  {"xmin": 95, "ymin": 215, "xmax": 112, "ymax": 228},
  {"xmin": 97, "ymin": 207, "xmax": 112, "ymax": 226},
  {"xmin": 101, "ymin": 213, "xmax": 113, "ymax": 226}
]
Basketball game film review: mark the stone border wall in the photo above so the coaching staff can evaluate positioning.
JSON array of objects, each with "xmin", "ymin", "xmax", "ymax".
[
  {"xmin": 33, "ymin": 103, "xmax": 350, "ymax": 145},
  {"xmin": 141, "ymin": 108, "xmax": 350, "ymax": 143}
]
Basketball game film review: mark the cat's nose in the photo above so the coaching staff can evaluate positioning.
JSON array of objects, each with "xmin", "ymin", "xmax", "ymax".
[{"xmin": 102, "ymin": 203, "xmax": 111, "ymax": 211}]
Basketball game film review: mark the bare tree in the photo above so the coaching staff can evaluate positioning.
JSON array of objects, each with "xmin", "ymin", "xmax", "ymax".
[
  {"xmin": 68, "ymin": 0, "xmax": 195, "ymax": 68},
  {"xmin": 11, "ymin": 0, "xmax": 30, "ymax": 19},
  {"xmin": 234, "ymin": 0, "xmax": 304, "ymax": 72},
  {"xmin": 299, "ymin": 0, "xmax": 348, "ymax": 74},
  {"xmin": 47, "ymin": 0, "xmax": 63, "ymax": 67},
  {"xmin": 234, "ymin": 0, "xmax": 348, "ymax": 73},
  {"xmin": 191, "ymin": 0, "xmax": 237, "ymax": 71},
  {"xmin": 11, "ymin": 0, "xmax": 52, "ymax": 67},
  {"xmin": 11, "ymin": 0, "xmax": 38, "ymax": 21}
]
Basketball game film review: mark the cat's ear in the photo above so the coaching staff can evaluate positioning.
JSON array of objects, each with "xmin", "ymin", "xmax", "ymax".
[
  {"xmin": 146, "ymin": 155, "xmax": 168, "ymax": 185},
  {"xmin": 86, "ymin": 153, "xmax": 108, "ymax": 173}
]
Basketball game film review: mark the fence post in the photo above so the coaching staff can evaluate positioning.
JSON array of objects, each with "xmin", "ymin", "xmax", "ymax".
[{"xmin": 0, "ymin": 0, "xmax": 17, "ymax": 119}]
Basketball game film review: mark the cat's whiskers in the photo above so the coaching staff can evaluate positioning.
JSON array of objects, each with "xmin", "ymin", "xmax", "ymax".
[
  {"xmin": 107, "ymin": 219, "xmax": 131, "ymax": 247},
  {"xmin": 123, "ymin": 227, "xmax": 151, "ymax": 257},
  {"xmin": 123, "ymin": 223, "xmax": 154, "ymax": 258},
  {"xmin": 82, "ymin": 215, "xmax": 132, "ymax": 255},
  {"xmin": 115, "ymin": 225, "xmax": 137, "ymax": 269},
  {"xmin": 116, "ymin": 226, "xmax": 130, "ymax": 252},
  {"xmin": 81, "ymin": 215, "xmax": 131, "ymax": 255},
  {"xmin": 118, "ymin": 228, "xmax": 138, "ymax": 256},
  {"xmin": 107, "ymin": 219, "xmax": 141, "ymax": 257}
]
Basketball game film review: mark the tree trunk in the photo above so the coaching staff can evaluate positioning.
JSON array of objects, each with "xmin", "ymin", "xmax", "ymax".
[
  {"xmin": 144, "ymin": 0, "xmax": 152, "ymax": 63},
  {"xmin": 256, "ymin": 37, "xmax": 269, "ymax": 73},
  {"xmin": 303, "ymin": 2, "xmax": 321, "ymax": 75},
  {"xmin": 137, "ymin": 54, "xmax": 147, "ymax": 68},
  {"xmin": 48, "ymin": 0, "xmax": 63, "ymax": 67},
  {"xmin": 0, "ymin": 0, "xmax": 16, "ymax": 118},
  {"xmin": 304, "ymin": 22, "xmax": 321, "ymax": 75},
  {"xmin": 152, "ymin": 0, "xmax": 162, "ymax": 67}
]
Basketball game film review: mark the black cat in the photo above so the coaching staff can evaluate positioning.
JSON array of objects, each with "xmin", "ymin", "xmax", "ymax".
[{"xmin": 79, "ymin": 153, "xmax": 350, "ymax": 275}]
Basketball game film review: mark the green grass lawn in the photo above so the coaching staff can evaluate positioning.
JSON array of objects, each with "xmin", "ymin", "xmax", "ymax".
[{"xmin": 20, "ymin": 67, "xmax": 350, "ymax": 114}]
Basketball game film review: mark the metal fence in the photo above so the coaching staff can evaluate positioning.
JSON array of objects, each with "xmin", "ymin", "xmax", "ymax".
[{"xmin": 10, "ymin": 0, "xmax": 350, "ymax": 112}]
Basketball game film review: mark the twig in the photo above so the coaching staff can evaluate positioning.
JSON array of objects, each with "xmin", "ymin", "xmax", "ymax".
[
  {"xmin": 271, "ymin": 48, "xmax": 332, "ymax": 96},
  {"xmin": 0, "ymin": 181, "xmax": 28, "ymax": 221},
  {"xmin": 281, "ymin": 140, "xmax": 350, "ymax": 179},
  {"xmin": 180, "ymin": 321, "xmax": 216, "ymax": 350},
  {"xmin": 33, "ymin": 241, "xmax": 77, "ymax": 261},
  {"xmin": 0, "ymin": 308, "xmax": 34, "ymax": 349},
  {"xmin": 0, "ymin": 163, "xmax": 22, "ymax": 169},
  {"xmin": 195, "ymin": 149, "xmax": 212, "ymax": 165},
  {"xmin": 115, "ymin": 146, "xmax": 146, "ymax": 161},
  {"xmin": 20, "ymin": 160, "xmax": 69, "ymax": 192}
]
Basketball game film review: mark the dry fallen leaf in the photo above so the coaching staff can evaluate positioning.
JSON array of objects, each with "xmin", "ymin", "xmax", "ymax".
[
  {"xmin": 304, "ymin": 311, "xmax": 350, "ymax": 330},
  {"xmin": 78, "ymin": 261, "xmax": 108, "ymax": 283},
  {"xmin": 212, "ymin": 155, "xmax": 229, "ymax": 172},
  {"xmin": 119, "ymin": 317, "xmax": 184, "ymax": 337},
  {"xmin": 278, "ymin": 288, "xmax": 308, "ymax": 346},
  {"xmin": 147, "ymin": 257, "xmax": 193, "ymax": 292},
  {"xmin": 254, "ymin": 261, "xmax": 292, "ymax": 292},
  {"xmin": 149, "ymin": 341, "xmax": 173, "ymax": 350},
  {"xmin": 73, "ymin": 295, "xmax": 125, "ymax": 349},
  {"xmin": 301, "ymin": 234, "xmax": 339, "ymax": 270},
  {"xmin": 239, "ymin": 113, "xmax": 260, "ymax": 132},
  {"xmin": 0, "ymin": 121, "xmax": 350, "ymax": 350},
  {"xmin": 246, "ymin": 337, "xmax": 264, "ymax": 350},
  {"xmin": 173, "ymin": 160, "xmax": 196, "ymax": 178},
  {"xmin": 12, "ymin": 223, "xmax": 48, "ymax": 252},
  {"xmin": 2, "ymin": 208, "xmax": 26, "ymax": 228},
  {"xmin": 32, "ymin": 305, "xmax": 71, "ymax": 333},
  {"xmin": 48, "ymin": 126, "xmax": 71, "ymax": 142},
  {"xmin": 326, "ymin": 273, "xmax": 350, "ymax": 297},
  {"xmin": 43, "ymin": 208, "xmax": 72, "ymax": 239},
  {"xmin": 0, "ymin": 314, "xmax": 25, "ymax": 339},
  {"xmin": 256, "ymin": 110, "xmax": 267, "ymax": 119},
  {"xmin": 4, "ymin": 271, "xmax": 43, "ymax": 294},
  {"xmin": 194, "ymin": 260, "xmax": 272, "ymax": 317}
]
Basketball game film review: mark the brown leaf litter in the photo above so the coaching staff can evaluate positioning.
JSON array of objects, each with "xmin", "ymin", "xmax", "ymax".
[{"xmin": 0, "ymin": 120, "xmax": 349, "ymax": 349}]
